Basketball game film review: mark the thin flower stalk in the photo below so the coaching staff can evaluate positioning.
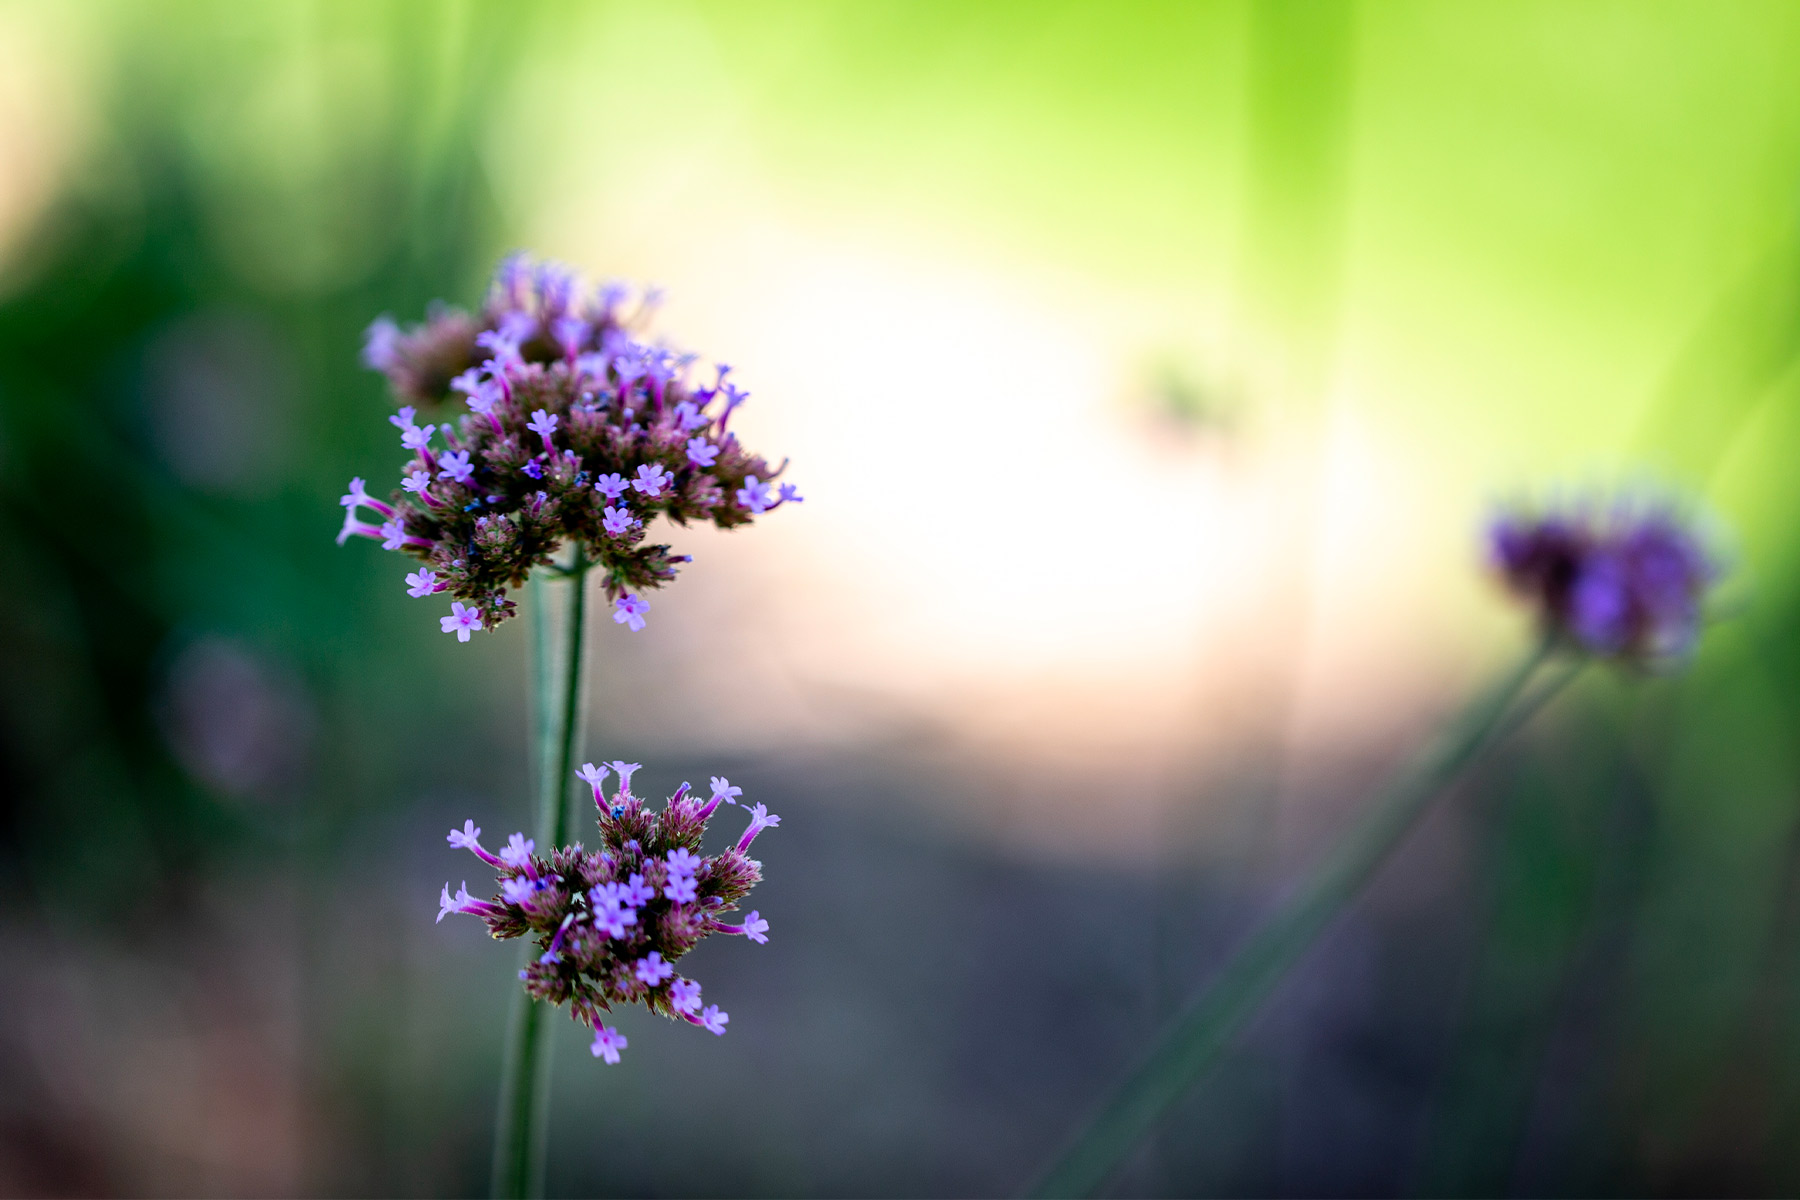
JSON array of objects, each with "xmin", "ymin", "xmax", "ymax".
[
  {"xmin": 491, "ymin": 559, "xmax": 589, "ymax": 1199},
  {"xmin": 1031, "ymin": 640, "xmax": 1569, "ymax": 1197},
  {"xmin": 1032, "ymin": 489, "xmax": 1722, "ymax": 1197}
]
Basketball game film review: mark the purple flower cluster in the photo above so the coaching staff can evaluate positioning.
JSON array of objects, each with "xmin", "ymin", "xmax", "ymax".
[
  {"xmin": 1487, "ymin": 495, "xmax": 1718, "ymax": 663},
  {"xmin": 437, "ymin": 767, "xmax": 778, "ymax": 1063},
  {"xmin": 341, "ymin": 254, "xmax": 802, "ymax": 639}
]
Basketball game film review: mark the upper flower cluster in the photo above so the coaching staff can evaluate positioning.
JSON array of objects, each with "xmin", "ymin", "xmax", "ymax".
[
  {"xmin": 438, "ymin": 765, "xmax": 778, "ymax": 1063},
  {"xmin": 1487, "ymin": 494, "xmax": 1719, "ymax": 663},
  {"xmin": 341, "ymin": 254, "xmax": 801, "ymax": 639}
]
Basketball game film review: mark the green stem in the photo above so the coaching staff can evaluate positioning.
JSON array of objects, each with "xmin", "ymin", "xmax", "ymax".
[
  {"xmin": 1029, "ymin": 639, "xmax": 1574, "ymax": 1198},
  {"xmin": 491, "ymin": 549, "xmax": 591, "ymax": 1199},
  {"xmin": 546, "ymin": 547, "xmax": 590, "ymax": 850}
]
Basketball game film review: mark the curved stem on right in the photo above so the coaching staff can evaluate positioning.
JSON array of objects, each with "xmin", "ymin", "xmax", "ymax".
[{"xmin": 1031, "ymin": 638, "xmax": 1575, "ymax": 1198}]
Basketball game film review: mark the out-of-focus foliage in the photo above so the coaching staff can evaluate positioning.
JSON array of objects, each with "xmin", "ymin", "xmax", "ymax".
[{"xmin": 0, "ymin": 2, "xmax": 511, "ymax": 904}]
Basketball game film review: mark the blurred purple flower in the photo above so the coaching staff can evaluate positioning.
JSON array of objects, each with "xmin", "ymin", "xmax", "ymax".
[
  {"xmin": 1487, "ymin": 493, "xmax": 1719, "ymax": 664},
  {"xmin": 158, "ymin": 635, "xmax": 314, "ymax": 803}
]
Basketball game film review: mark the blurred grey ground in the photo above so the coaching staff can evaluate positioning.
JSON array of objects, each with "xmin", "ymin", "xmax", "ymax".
[{"xmin": 0, "ymin": 703, "xmax": 1749, "ymax": 1197}]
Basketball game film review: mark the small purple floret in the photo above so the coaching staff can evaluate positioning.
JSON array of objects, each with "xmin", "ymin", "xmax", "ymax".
[
  {"xmin": 438, "ymin": 450, "xmax": 474, "ymax": 485},
  {"xmin": 623, "ymin": 873, "xmax": 656, "ymax": 907},
  {"xmin": 592, "ymin": 892, "xmax": 638, "ymax": 939},
  {"xmin": 613, "ymin": 593, "xmax": 649, "ymax": 632},
  {"xmin": 500, "ymin": 832, "xmax": 535, "ymax": 868},
  {"xmin": 608, "ymin": 761, "xmax": 642, "ymax": 796},
  {"xmin": 526, "ymin": 408, "xmax": 559, "ymax": 451},
  {"xmin": 736, "ymin": 476, "xmax": 772, "ymax": 514},
  {"xmin": 553, "ymin": 315, "xmax": 589, "ymax": 358},
  {"xmin": 737, "ymin": 802, "xmax": 781, "ymax": 852},
  {"xmin": 635, "ymin": 952, "xmax": 674, "ymax": 986},
  {"xmin": 686, "ymin": 437, "xmax": 719, "ymax": 468},
  {"xmin": 590, "ymin": 1025, "xmax": 627, "ymax": 1064},
  {"xmin": 603, "ymin": 505, "xmax": 637, "ymax": 537},
  {"xmin": 440, "ymin": 600, "xmax": 483, "ymax": 641},
  {"xmin": 632, "ymin": 463, "xmax": 670, "ymax": 498},
  {"xmin": 673, "ymin": 400, "xmax": 709, "ymax": 432},
  {"xmin": 339, "ymin": 476, "xmax": 394, "ymax": 518}
]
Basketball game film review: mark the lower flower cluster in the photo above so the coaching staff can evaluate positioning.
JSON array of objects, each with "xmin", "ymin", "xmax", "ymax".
[{"xmin": 438, "ymin": 764, "xmax": 778, "ymax": 1063}]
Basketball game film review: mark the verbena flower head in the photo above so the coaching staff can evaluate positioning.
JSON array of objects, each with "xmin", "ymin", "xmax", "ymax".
[
  {"xmin": 436, "ymin": 763, "xmax": 781, "ymax": 1063},
  {"xmin": 1486, "ymin": 491, "xmax": 1720, "ymax": 664},
  {"xmin": 342, "ymin": 253, "xmax": 802, "ymax": 638}
]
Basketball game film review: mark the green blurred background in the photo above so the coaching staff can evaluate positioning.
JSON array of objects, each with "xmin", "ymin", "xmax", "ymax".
[{"xmin": 2, "ymin": 1, "xmax": 1800, "ymax": 1194}]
